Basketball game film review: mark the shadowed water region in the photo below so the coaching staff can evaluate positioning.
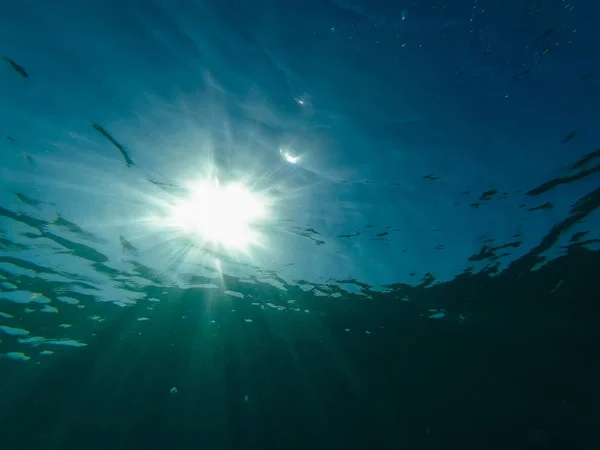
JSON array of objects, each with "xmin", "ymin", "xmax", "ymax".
[{"xmin": 1, "ymin": 0, "xmax": 600, "ymax": 449}]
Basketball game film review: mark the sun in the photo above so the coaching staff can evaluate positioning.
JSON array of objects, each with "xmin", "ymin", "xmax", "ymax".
[{"xmin": 165, "ymin": 178, "xmax": 267, "ymax": 250}]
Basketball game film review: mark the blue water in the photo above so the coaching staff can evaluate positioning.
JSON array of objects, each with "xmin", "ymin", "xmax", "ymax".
[{"xmin": 1, "ymin": 1, "xmax": 599, "ymax": 448}]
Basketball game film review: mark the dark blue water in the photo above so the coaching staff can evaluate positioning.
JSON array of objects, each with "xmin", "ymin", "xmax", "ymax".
[{"xmin": 1, "ymin": 1, "xmax": 599, "ymax": 449}]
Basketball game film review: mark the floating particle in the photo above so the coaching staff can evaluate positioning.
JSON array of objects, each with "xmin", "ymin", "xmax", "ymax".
[{"xmin": 170, "ymin": 386, "xmax": 178, "ymax": 394}]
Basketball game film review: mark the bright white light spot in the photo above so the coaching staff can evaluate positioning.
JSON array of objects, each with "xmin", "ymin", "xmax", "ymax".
[
  {"xmin": 280, "ymin": 148, "xmax": 300, "ymax": 164},
  {"xmin": 167, "ymin": 179, "xmax": 266, "ymax": 250}
]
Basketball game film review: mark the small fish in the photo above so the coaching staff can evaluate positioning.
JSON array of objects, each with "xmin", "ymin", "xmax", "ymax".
[
  {"xmin": 92, "ymin": 123, "xmax": 135, "ymax": 167},
  {"xmin": 5, "ymin": 135, "xmax": 15, "ymax": 142},
  {"xmin": 581, "ymin": 72, "xmax": 594, "ymax": 81},
  {"xmin": 532, "ymin": 27, "xmax": 555, "ymax": 45},
  {"xmin": 513, "ymin": 68, "xmax": 531, "ymax": 80},
  {"xmin": 528, "ymin": 201, "xmax": 553, "ymax": 212},
  {"xmin": 561, "ymin": 130, "xmax": 576, "ymax": 144},
  {"xmin": 570, "ymin": 231, "xmax": 589, "ymax": 242},
  {"xmin": 376, "ymin": 231, "xmax": 389, "ymax": 237},
  {"xmin": 401, "ymin": 8, "xmax": 407, "ymax": 20},
  {"xmin": 423, "ymin": 174, "xmax": 440, "ymax": 180},
  {"xmin": 479, "ymin": 189, "xmax": 498, "ymax": 201},
  {"xmin": 337, "ymin": 230, "xmax": 361, "ymax": 238},
  {"xmin": 24, "ymin": 152, "xmax": 35, "ymax": 167},
  {"xmin": 2, "ymin": 56, "xmax": 28, "ymax": 78},
  {"xmin": 542, "ymin": 27, "xmax": 554, "ymax": 37}
]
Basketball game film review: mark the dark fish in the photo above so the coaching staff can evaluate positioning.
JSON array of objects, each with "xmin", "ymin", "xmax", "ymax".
[
  {"xmin": 540, "ymin": 47, "xmax": 549, "ymax": 56},
  {"xmin": 120, "ymin": 235, "xmax": 139, "ymax": 256},
  {"xmin": 423, "ymin": 174, "xmax": 440, "ymax": 180},
  {"xmin": 14, "ymin": 192, "xmax": 43, "ymax": 207},
  {"xmin": 543, "ymin": 27, "xmax": 554, "ymax": 37},
  {"xmin": 337, "ymin": 230, "xmax": 361, "ymax": 238},
  {"xmin": 532, "ymin": 27, "xmax": 554, "ymax": 45},
  {"xmin": 581, "ymin": 72, "xmax": 594, "ymax": 81},
  {"xmin": 561, "ymin": 130, "xmax": 577, "ymax": 144},
  {"xmin": 5, "ymin": 135, "xmax": 15, "ymax": 142},
  {"xmin": 470, "ymin": 203, "xmax": 481, "ymax": 208},
  {"xmin": 570, "ymin": 231, "xmax": 588, "ymax": 242},
  {"xmin": 24, "ymin": 153, "xmax": 34, "ymax": 167},
  {"xmin": 2, "ymin": 56, "xmax": 28, "ymax": 78},
  {"xmin": 479, "ymin": 189, "xmax": 498, "ymax": 201},
  {"xmin": 528, "ymin": 201, "xmax": 554, "ymax": 212},
  {"xmin": 92, "ymin": 123, "xmax": 135, "ymax": 167},
  {"xmin": 513, "ymin": 68, "xmax": 531, "ymax": 80},
  {"xmin": 376, "ymin": 231, "xmax": 389, "ymax": 237},
  {"xmin": 571, "ymin": 148, "xmax": 600, "ymax": 171}
]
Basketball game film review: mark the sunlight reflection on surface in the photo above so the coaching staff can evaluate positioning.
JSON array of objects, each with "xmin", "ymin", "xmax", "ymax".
[{"xmin": 159, "ymin": 177, "xmax": 269, "ymax": 251}]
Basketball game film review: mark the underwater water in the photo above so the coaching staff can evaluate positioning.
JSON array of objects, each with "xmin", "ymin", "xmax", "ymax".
[{"xmin": 1, "ymin": 0, "xmax": 599, "ymax": 449}]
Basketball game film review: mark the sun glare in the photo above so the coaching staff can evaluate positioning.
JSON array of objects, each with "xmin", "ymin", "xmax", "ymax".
[
  {"xmin": 166, "ymin": 179, "xmax": 266, "ymax": 250},
  {"xmin": 280, "ymin": 148, "xmax": 300, "ymax": 164}
]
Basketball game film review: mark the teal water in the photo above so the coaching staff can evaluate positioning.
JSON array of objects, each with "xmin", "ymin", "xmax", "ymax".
[{"xmin": 1, "ymin": 0, "xmax": 599, "ymax": 449}]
